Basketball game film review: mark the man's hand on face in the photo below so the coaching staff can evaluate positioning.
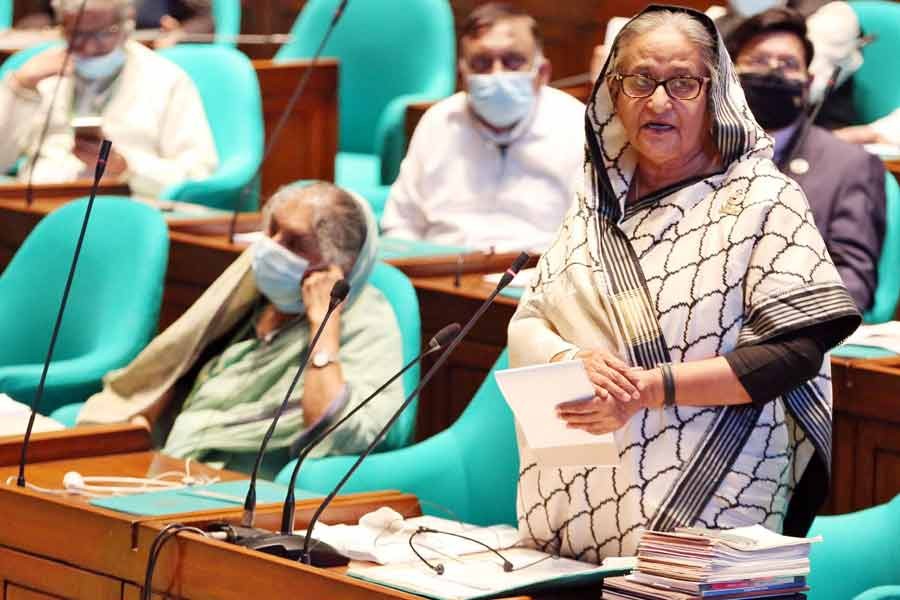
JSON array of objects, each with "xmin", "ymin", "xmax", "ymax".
[
  {"xmin": 13, "ymin": 47, "xmax": 72, "ymax": 91},
  {"xmin": 302, "ymin": 264, "xmax": 346, "ymax": 328},
  {"xmin": 73, "ymin": 134, "xmax": 128, "ymax": 178}
]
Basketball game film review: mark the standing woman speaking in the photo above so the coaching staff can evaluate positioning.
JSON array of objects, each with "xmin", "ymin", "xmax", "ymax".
[{"xmin": 509, "ymin": 5, "xmax": 859, "ymax": 561}]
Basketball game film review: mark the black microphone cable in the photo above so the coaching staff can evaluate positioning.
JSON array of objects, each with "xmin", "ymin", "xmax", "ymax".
[
  {"xmin": 299, "ymin": 252, "xmax": 530, "ymax": 564},
  {"xmin": 17, "ymin": 139, "xmax": 112, "ymax": 488},
  {"xmin": 227, "ymin": 0, "xmax": 350, "ymax": 242},
  {"xmin": 239, "ymin": 279, "xmax": 350, "ymax": 529},
  {"xmin": 23, "ymin": 0, "xmax": 90, "ymax": 207},
  {"xmin": 277, "ymin": 322, "xmax": 461, "ymax": 535}
]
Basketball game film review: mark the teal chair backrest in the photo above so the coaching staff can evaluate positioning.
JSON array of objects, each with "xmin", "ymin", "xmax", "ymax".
[
  {"xmin": 0, "ymin": 41, "xmax": 61, "ymax": 78},
  {"xmin": 0, "ymin": 198, "xmax": 168, "ymax": 414},
  {"xmin": 212, "ymin": 0, "xmax": 241, "ymax": 45},
  {"xmin": 850, "ymin": 1, "xmax": 900, "ymax": 123},
  {"xmin": 275, "ymin": 0, "xmax": 455, "ymax": 178},
  {"xmin": 368, "ymin": 261, "xmax": 421, "ymax": 449},
  {"xmin": 0, "ymin": 0, "xmax": 11, "ymax": 29},
  {"xmin": 864, "ymin": 173, "xmax": 900, "ymax": 323},
  {"xmin": 807, "ymin": 494, "xmax": 900, "ymax": 600},
  {"xmin": 157, "ymin": 44, "xmax": 264, "ymax": 211}
]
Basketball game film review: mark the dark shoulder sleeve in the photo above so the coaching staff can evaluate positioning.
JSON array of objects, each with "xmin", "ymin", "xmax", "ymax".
[{"xmin": 723, "ymin": 321, "xmax": 841, "ymax": 406}]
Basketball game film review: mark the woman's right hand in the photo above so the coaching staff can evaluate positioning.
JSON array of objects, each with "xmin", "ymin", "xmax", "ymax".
[{"xmin": 577, "ymin": 348, "xmax": 643, "ymax": 404}]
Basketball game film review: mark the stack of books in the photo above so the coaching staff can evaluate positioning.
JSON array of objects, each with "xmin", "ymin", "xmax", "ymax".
[{"xmin": 602, "ymin": 524, "xmax": 820, "ymax": 599}]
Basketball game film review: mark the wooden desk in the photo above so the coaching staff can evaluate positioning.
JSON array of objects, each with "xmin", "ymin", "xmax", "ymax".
[
  {"xmin": 885, "ymin": 159, "xmax": 900, "ymax": 183},
  {"xmin": 253, "ymin": 58, "xmax": 338, "ymax": 198},
  {"xmin": 1, "ymin": 425, "xmax": 580, "ymax": 599},
  {"xmin": 0, "ymin": 425, "xmax": 428, "ymax": 599}
]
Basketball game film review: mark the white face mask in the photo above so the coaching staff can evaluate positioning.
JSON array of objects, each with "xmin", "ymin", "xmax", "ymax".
[
  {"xmin": 729, "ymin": 0, "xmax": 785, "ymax": 17},
  {"xmin": 74, "ymin": 47, "xmax": 126, "ymax": 80},
  {"xmin": 251, "ymin": 235, "xmax": 310, "ymax": 314},
  {"xmin": 466, "ymin": 62, "xmax": 539, "ymax": 129}
]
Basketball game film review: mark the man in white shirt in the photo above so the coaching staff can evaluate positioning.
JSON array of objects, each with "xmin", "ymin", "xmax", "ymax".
[
  {"xmin": 380, "ymin": 3, "xmax": 585, "ymax": 252},
  {"xmin": 0, "ymin": 0, "xmax": 217, "ymax": 197}
]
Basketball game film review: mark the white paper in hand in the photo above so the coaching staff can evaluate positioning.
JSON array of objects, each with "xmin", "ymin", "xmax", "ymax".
[{"xmin": 494, "ymin": 361, "xmax": 619, "ymax": 468}]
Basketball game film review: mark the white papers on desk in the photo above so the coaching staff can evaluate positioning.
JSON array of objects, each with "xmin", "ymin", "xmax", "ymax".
[
  {"xmin": 0, "ymin": 394, "xmax": 65, "ymax": 437},
  {"xmin": 349, "ymin": 547, "xmax": 622, "ymax": 600},
  {"xmin": 482, "ymin": 267, "xmax": 536, "ymax": 289},
  {"xmin": 863, "ymin": 142, "xmax": 900, "ymax": 161},
  {"xmin": 842, "ymin": 320, "xmax": 900, "ymax": 354},
  {"xmin": 300, "ymin": 515, "xmax": 521, "ymax": 565},
  {"xmin": 495, "ymin": 360, "xmax": 619, "ymax": 468}
]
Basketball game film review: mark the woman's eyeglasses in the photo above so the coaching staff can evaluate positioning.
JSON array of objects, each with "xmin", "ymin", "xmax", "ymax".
[{"xmin": 609, "ymin": 73, "xmax": 709, "ymax": 100}]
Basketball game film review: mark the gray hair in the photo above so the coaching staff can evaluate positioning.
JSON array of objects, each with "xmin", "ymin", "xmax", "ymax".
[
  {"xmin": 51, "ymin": 0, "xmax": 134, "ymax": 19},
  {"xmin": 262, "ymin": 182, "xmax": 367, "ymax": 275},
  {"xmin": 610, "ymin": 10, "xmax": 719, "ymax": 83}
]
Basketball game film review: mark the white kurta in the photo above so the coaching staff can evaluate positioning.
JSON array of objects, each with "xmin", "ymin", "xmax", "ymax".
[
  {"xmin": 380, "ymin": 87, "xmax": 585, "ymax": 252},
  {"xmin": 0, "ymin": 40, "xmax": 218, "ymax": 197}
]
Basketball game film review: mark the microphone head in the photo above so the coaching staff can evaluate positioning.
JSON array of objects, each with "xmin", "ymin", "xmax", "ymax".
[
  {"xmin": 99, "ymin": 139, "xmax": 112, "ymax": 161},
  {"xmin": 329, "ymin": 279, "xmax": 350, "ymax": 308},
  {"xmin": 497, "ymin": 252, "xmax": 531, "ymax": 290},
  {"xmin": 429, "ymin": 323, "xmax": 461, "ymax": 350},
  {"xmin": 510, "ymin": 252, "xmax": 530, "ymax": 274}
]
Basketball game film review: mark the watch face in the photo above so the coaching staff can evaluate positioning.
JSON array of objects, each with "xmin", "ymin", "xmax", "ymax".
[{"xmin": 312, "ymin": 351, "xmax": 330, "ymax": 368}]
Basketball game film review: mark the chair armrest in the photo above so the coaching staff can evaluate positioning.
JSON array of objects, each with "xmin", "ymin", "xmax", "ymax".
[
  {"xmin": 855, "ymin": 586, "xmax": 900, "ymax": 600},
  {"xmin": 374, "ymin": 93, "xmax": 448, "ymax": 185},
  {"xmin": 160, "ymin": 157, "xmax": 260, "ymax": 211}
]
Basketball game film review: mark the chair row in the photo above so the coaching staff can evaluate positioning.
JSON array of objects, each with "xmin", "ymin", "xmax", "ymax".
[{"xmin": 0, "ymin": 0, "xmax": 456, "ymax": 221}]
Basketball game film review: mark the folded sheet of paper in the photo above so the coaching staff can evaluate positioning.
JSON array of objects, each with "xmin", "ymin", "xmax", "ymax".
[
  {"xmin": 841, "ymin": 321, "xmax": 900, "ymax": 354},
  {"xmin": 494, "ymin": 360, "xmax": 619, "ymax": 467},
  {"xmin": 482, "ymin": 267, "xmax": 536, "ymax": 289},
  {"xmin": 348, "ymin": 547, "xmax": 627, "ymax": 600},
  {"xmin": 0, "ymin": 394, "xmax": 65, "ymax": 438},
  {"xmin": 300, "ymin": 514, "xmax": 521, "ymax": 565}
]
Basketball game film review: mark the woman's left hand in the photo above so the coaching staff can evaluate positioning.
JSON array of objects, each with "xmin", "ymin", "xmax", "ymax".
[{"xmin": 556, "ymin": 368, "xmax": 660, "ymax": 435}]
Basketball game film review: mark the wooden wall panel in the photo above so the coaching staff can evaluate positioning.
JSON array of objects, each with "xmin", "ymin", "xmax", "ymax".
[{"xmin": 0, "ymin": 547, "xmax": 122, "ymax": 600}]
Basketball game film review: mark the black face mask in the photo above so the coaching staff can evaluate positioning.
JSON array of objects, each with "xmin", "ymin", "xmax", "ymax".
[{"xmin": 739, "ymin": 72, "xmax": 807, "ymax": 130}]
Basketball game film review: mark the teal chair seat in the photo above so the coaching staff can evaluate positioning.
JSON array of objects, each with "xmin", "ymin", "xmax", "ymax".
[
  {"xmin": 276, "ymin": 350, "xmax": 518, "ymax": 527},
  {"xmin": 157, "ymin": 44, "xmax": 263, "ymax": 211},
  {"xmin": 275, "ymin": 0, "xmax": 455, "ymax": 219},
  {"xmin": 850, "ymin": 1, "xmax": 900, "ymax": 125},
  {"xmin": 0, "ymin": 198, "xmax": 168, "ymax": 415},
  {"xmin": 807, "ymin": 494, "xmax": 900, "ymax": 600}
]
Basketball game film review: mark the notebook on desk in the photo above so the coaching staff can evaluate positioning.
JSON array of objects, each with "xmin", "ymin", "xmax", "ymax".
[
  {"xmin": 377, "ymin": 237, "xmax": 471, "ymax": 260},
  {"xmin": 90, "ymin": 480, "xmax": 319, "ymax": 516}
]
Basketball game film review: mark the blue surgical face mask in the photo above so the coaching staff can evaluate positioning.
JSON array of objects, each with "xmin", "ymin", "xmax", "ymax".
[
  {"xmin": 251, "ymin": 235, "xmax": 309, "ymax": 314},
  {"xmin": 74, "ymin": 47, "xmax": 126, "ymax": 80},
  {"xmin": 466, "ymin": 62, "xmax": 539, "ymax": 129}
]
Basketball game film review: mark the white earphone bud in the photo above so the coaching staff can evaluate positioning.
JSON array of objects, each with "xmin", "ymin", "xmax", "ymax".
[{"xmin": 63, "ymin": 471, "xmax": 86, "ymax": 490}]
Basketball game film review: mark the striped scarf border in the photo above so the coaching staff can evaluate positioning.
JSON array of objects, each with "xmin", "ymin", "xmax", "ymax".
[
  {"xmin": 649, "ymin": 404, "xmax": 763, "ymax": 531},
  {"xmin": 784, "ymin": 382, "xmax": 833, "ymax": 473},
  {"xmin": 739, "ymin": 283, "xmax": 859, "ymax": 346}
]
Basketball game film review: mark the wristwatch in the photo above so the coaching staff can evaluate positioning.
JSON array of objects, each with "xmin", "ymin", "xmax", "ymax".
[{"xmin": 311, "ymin": 350, "xmax": 337, "ymax": 369}]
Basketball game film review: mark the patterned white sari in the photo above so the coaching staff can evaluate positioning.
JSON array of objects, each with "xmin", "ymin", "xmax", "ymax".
[{"xmin": 508, "ymin": 5, "xmax": 859, "ymax": 562}]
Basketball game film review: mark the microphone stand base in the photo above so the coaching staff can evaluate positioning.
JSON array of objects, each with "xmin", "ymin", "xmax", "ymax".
[{"xmin": 235, "ymin": 533, "xmax": 349, "ymax": 567}]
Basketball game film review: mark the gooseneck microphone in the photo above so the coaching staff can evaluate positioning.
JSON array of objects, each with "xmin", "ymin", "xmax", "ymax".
[
  {"xmin": 17, "ymin": 140, "xmax": 113, "ymax": 488},
  {"xmin": 24, "ymin": 0, "xmax": 89, "ymax": 207},
  {"xmin": 233, "ymin": 322, "xmax": 460, "ymax": 560},
  {"xmin": 227, "ymin": 0, "xmax": 350, "ymax": 242},
  {"xmin": 297, "ymin": 252, "xmax": 530, "ymax": 566},
  {"xmin": 277, "ymin": 322, "xmax": 460, "ymax": 534},
  {"xmin": 239, "ymin": 279, "xmax": 350, "ymax": 529}
]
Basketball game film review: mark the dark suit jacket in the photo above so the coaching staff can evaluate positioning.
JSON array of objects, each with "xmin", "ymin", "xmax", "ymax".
[{"xmin": 784, "ymin": 125, "xmax": 887, "ymax": 312}]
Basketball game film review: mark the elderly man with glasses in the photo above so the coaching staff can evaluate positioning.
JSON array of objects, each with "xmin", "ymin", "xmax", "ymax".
[
  {"xmin": 727, "ymin": 7, "xmax": 887, "ymax": 313},
  {"xmin": 0, "ymin": 0, "xmax": 217, "ymax": 197},
  {"xmin": 380, "ymin": 2, "xmax": 585, "ymax": 252}
]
